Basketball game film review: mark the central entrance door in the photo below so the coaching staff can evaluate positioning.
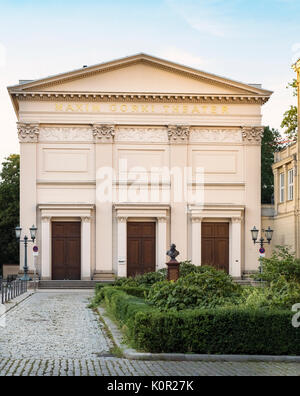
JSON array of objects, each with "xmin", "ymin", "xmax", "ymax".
[
  {"xmin": 201, "ymin": 222, "xmax": 229, "ymax": 273},
  {"xmin": 52, "ymin": 222, "xmax": 81, "ymax": 280},
  {"xmin": 127, "ymin": 222, "xmax": 156, "ymax": 277}
]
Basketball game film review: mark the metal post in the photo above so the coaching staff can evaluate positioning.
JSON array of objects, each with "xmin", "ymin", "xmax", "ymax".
[{"xmin": 21, "ymin": 236, "xmax": 32, "ymax": 281}]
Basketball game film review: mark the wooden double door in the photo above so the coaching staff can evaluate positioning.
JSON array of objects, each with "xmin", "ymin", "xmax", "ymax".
[
  {"xmin": 127, "ymin": 222, "xmax": 156, "ymax": 277},
  {"xmin": 52, "ymin": 222, "xmax": 81, "ymax": 280},
  {"xmin": 202, "ymin": 222, "xmax": 229, "ymax": 273}
]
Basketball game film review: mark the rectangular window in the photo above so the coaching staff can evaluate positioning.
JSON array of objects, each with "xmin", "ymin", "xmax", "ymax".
[
  {"xmin": 288, "ymin": 169, "xmax": 294, "ymax": 201},
  {"xmin": 280, "ymin": 173, "xmax": 285, "ymax": 203}
]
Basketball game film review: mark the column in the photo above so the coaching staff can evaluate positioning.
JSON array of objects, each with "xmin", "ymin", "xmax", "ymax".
[
  {"xmin": 117, "ymin": 217, "xmax": 127, "ymax": 278},
  {"xmin": 169, "ymin": 125, "xmax": 189, "ymax": 261},
  {"xmin": 41, "ymin": 216, "xmax": 51, "ymax": 280},
  {"xmin": 191, "ymin": 217, "xmax": 202, "ymax": 266},
  {"xmin": 157, "ymin": 218, "xmax": 167, "ymax": 270},
  {"xmin": 231, "ymin": 218, "xmax": 242, "ymax": 278},
  {"xmin": 94, "ymin": 125, "xmax": 114, "ymax": 276},
  {"xmin": 242, "ymin": 127, "xmax": 263, "ymax": 272},
  {"xmin": 18, "ymin": 123, "xmax": 39, "ymax": 274},
  {"xmin": 81, "ymin": 217, "xmax": 92, "ymax": 280}
]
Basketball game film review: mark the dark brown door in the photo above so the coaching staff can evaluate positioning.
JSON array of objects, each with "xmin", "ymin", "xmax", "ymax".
[
  {"xmin": 202, "ymin": 223, "xmax": 229, "ymax": 273},
  {"xmin": 52, "ymin": 222, "xmax": 81, "ymax": 280},
  {"xmin": 127, "ymin": 222, "xmax": 156, "ymax": 277}
]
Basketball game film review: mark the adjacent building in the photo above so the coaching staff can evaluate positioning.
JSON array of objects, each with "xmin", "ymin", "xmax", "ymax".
[{"xmin": 8, "ymin": 54, "xmax": 272, "ymax": 281}]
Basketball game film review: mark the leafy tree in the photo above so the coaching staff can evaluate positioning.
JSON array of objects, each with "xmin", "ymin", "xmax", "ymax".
[
  {"xmin": 0, "ymin": 155, "xmax": 20, "ymax": 275},
  {"xmin": 261, "ymin": 126, "xmax": 283, "ymax": 204},
  {"xmin": 281, "ymin": 79, "xmax": 298, "ymax": 141}
]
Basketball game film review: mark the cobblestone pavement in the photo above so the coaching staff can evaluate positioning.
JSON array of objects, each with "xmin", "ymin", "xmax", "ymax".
[{"xmin": 0, "ymin": 291, "xmax": 300, "ymax": 376}]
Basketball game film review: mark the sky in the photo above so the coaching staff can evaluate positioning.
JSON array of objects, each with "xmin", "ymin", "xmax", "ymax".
[{"xmin": 0, "ymin": 0, "xmax": 299, "ymax": 164}]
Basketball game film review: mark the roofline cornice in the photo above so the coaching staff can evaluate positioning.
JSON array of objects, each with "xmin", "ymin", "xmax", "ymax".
[{"xmin": 9, "ymin": 92, "xmax": 271, "ymax": 105}]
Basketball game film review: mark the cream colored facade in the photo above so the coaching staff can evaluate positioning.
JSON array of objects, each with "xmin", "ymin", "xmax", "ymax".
[
  {"xmin": 8, "ymin": 54, "xmax": 272, "ymax": 280},
  {"xmin": 265, "ymin": 144, "xmax": 298, "ymax": 256}
]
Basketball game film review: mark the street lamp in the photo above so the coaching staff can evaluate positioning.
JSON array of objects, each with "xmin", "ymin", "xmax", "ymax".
[
  {"xmin": 251, "ymin": 226, "xmax": 274, "ymax": 249},
  {"xmin": 15, "ymin": 225, "xmax": 38, "ymax": 281},
  {"xmin": 251, "ymin": 226, "xmax": 274, "ymax": 277}
]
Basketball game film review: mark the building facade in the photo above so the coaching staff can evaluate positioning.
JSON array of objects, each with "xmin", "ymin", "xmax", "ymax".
[
  {"xmin": 263, "ymin": 143, "xmax": 298, "ymax": 257},
  {"xmin": 8, "ymin": 54, "xmax": 272, "ymax": 280}
]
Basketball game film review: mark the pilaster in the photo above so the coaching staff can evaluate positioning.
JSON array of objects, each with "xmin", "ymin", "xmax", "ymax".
[
  {"xmin": 94, "ymin": 124, "xmax": 115, "ymax": 273},
  {"xmin": 81, "ymin": 216, "xmax": 92, "ymax": 280},
  {"xmin": 191, "ymin": 217, "xmax": 202, "ymax": 266},
  {"xmin": 231, "ymin": 217, "xmax": 242, "ymax": 278},
  {"xmin": 157, "ymin": 217, "xmax": 167, "ymax": 270},
  {"xmin": 18, "ymin": 123, "xmax": 39, "ymax": 273},
  {"xmin": 243, "ymin": 126, "xmax": 263, "ymax": 271},
  {"xmin": 168, "ymin": 125, "xmax": 190, "ymax": 261},
  {"xmin": 117, "ymin": 217, "xmax": 127, "ymax": 278}
]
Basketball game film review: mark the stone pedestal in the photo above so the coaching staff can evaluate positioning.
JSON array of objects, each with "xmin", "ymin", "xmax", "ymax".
[{"xmin": 167, "ymin": 260, "xmax": 180, "ymax": 282}]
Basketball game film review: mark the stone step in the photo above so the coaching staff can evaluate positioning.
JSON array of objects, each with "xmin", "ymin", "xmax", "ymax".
[{"xmin": 38, "ymin": 280, "xmax": 111, "ymax": 290}]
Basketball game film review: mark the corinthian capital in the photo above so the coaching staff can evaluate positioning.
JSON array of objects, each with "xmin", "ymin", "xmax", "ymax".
[
  {"xmin": 17, "ymin": 123, "xmax": 40, "ymax": 143},
  {"xmin": 93, "ymin": 124, "xmax": 115, "ymax": 143},
  {"xmin": 168, "ymin": 125, "xmax": 190, "ymax": 144},
  {"xmin": 242, "ymin": 126, "xmax": 264, "ymax": 145}
]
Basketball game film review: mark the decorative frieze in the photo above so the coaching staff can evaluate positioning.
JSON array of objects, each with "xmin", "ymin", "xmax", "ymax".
[
  {"xmin": 168, "ymin": 125, "xmax": 190, "ymax": 144},
  {"xmin": 115, "ymin": 128, "xmax": 168, "ymax": 143},
  {"xmin": 190, "ymin": 129, "xmax": 242, "ymax": 143},
  {"xmin": 242, "ymin": 127, "xmax": 264, "ymax": 145},
  {"xmin": 39, "ymin": 127, "xmax": 93, "ymax": 142},
  {"xmin": 17, "ymin": 123, "xmax": 40, "ymax": 143},
  {"xmin": 93, "ymin": 124, "xmax": 115, "ymax": 143}
]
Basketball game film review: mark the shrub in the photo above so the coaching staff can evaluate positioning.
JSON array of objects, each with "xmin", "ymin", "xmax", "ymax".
[
  {"xmin": 242, "ymin": 276, "xmax": 300, "ymax": 310},
  {"xmin": 101, "ymin": 287, "xmax": 300, "ymax": 355},
  {"xmin": 114, "ymin": 270, "xmax": 166, "ymax": 288},
  {"xmin": 147, "ymin": 271, "xmax": 242, "ymax": 311},
  {"xmin": 259, "ymin": 246, "xmax": 300, "ymax": 283}
]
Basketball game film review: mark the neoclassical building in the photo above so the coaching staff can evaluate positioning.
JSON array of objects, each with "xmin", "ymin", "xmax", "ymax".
[{"xmin": 8, "ymin": 54, "xmax": 272, "ymax": 281}]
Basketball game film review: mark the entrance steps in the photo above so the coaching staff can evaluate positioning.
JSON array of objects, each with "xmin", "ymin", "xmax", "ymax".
[{"xmin": 38, "ymin": 280, "xmax": 112, "ymax": 290}]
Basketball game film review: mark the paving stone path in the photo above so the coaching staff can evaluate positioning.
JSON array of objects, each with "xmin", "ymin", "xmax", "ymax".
[{"xmin": 0, "ymin": 291, "xmax": 300, "ymax": 376}]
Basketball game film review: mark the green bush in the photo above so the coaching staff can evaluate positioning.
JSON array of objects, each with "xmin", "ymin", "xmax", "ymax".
[
  {"xmin": 241, "ymin": 277, "xmax": 300, "ymax": 310},
  {"xmin": 259, "ymin": 246, "xmax": 300, "ymax": 283},
  {"xmin": 101, "ymin": 287, "xmax": 300, "ymax": 355},
  {"xmin": 179, "ymin": 261, "xmax": 218, "ymax": 277},
  {"xmin": 147, "ymin": 271, "xmax": 242, "ymax": 311},
  {"xmin": 115, "ymin": 270, "xmax": 166, "ymax": 288}
]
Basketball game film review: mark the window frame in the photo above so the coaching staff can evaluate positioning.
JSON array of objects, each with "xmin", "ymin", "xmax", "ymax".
[
  {"xmin": 288, "ymin": 169, "xmax": 294, "ymax": 201},
  {"xmin": 280, "ymin": 173, "xmax": 285, "ymax": 203}
]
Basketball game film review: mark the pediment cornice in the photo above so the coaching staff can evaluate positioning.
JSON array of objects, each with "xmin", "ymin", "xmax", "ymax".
[{"xmin": 8, "ymin": 54, "xmax": 272, "ymax": 97}]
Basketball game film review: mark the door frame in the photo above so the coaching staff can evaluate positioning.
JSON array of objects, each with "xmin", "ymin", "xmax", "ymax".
[
  {"xmin": 201, "ymin": 221, "xmax": 230, "ymax": 273},
  {"xmin": 52, "ymin": 221, "xmax": 82, "ymax": 280},
  {"xmin": 127, "ymin": 220, "xmax": 156, "ymax": 277}
]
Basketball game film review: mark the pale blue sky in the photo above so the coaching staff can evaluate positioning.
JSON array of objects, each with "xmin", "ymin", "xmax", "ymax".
[{"xmin": 0, "ymin": 0, "xmax": 299, "ymax": 163}]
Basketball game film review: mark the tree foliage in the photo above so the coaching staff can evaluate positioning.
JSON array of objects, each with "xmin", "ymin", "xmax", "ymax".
[
  {"xmin": 281, "ymin": 79, "xmax": 298, "ymax": 141},
  {"xmin": 0, "ymin": 154, "xmax": 20, "ymax": 274},
  {"xmin": 261, "ymin": 126, "xmax": 283, "ymax": 204}
]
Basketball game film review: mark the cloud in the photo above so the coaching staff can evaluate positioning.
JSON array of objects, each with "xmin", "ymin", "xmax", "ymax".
[
  {"xmin": 158, "ymin": 47, "xmax": 209, "ymax": 69},
  {"xmin": 165, "ymin": 0, "xmax": 233, "ymax": 37}
]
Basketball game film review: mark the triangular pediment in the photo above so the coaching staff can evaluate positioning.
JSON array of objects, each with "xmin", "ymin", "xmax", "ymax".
[{"xmin": 8, "ymin": 54, "xmax": 272, "ymax": 96}]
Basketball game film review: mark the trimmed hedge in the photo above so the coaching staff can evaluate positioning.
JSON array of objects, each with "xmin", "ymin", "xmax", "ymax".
[{"xmin": 101, "ymin": 287, "xmax": 300, "ymax": 355}]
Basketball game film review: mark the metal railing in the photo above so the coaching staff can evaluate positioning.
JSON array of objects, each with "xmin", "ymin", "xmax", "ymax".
[{"xmin": 0, "ymin": 278, "xmax": 28, "ymax": 305}]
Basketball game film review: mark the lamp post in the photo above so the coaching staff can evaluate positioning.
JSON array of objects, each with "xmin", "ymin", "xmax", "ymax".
[
  {"xmin": 251, "ymin": 226, "xmax": 274, "ymax": 277},
  {"xmin": 15, "ymin": 225, "xmax": 38, "ymax": 281}
]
